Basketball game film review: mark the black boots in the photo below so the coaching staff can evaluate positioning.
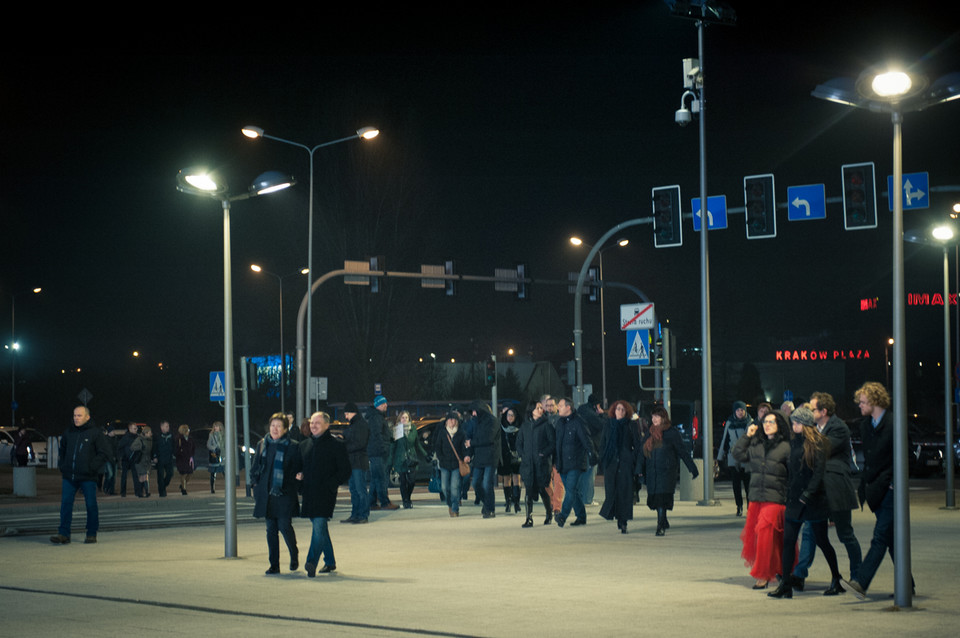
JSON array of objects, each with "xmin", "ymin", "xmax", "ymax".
[
  {"xmin": 768, "ymin": 578, "xmax": 793, "ymax": 599},
  {"xmin": 522, "ymin": 498, "xmax": 534, "ymax": 528},
  {"xmin": 504, "ymin": 487, "xmax": 512, "ymax": 514},
  {"xmin": 512, "ymin": 486, "xmax": 521, "ymax": 513},
  {"xmin": 655, "ymin": 508, "xmax": 668, "ymax": 536},
  {"xmin": 824, "ymin": 577, "xmax": 845, "ymax": 596}
]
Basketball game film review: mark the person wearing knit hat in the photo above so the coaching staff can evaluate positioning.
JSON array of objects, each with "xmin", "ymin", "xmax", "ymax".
[
  {"xmin": 717, "ymin": 400, "xmax": 753, "ymax": 516},
  {"xmin": 340, "ymin": 403, "xmax": 370, "ymax": 524},
  {"xmin": 366, "ymin": 395, "xmax": 398, "ymax": 511}
]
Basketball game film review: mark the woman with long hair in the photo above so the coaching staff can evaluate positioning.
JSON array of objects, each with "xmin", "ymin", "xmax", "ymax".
[
  {"xmin": 174, "ymin": 424, "xmax": 195, "ymax": 496},
  {"xmin": 733, "ymin": 411, "xmax": 791, "ymax": 589},
  {"xmin": 598, "ymin": 400, "xmax": 641, "ymax": 534},
  {"xmin": 517, "ymin": 400, "xmax": 555, "ymax": 527},
  {"xmin": 638, "ymin": 406, "xmax": 699, "ymax": 536},
  {"xmin": 768, "ymin": 406, "xmax": 844, "ymax": 598},
  {"xmin": 499, "ymin": 407, "xmax": 522, "ymax": 514}
]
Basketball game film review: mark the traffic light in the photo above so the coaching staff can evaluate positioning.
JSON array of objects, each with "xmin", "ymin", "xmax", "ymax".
[
  {"xmin": 484, "ymin": 356, "xmax": 497, "ymax": 387},
  {"xmin": 444, "ymin": 260, "xmax": 456, "ymax": 296},
  {"xmin": 516, "ymin": 263, "xmax": 529, "ymax": 300},
  {"xmin": 841, "ymin": 162, "xmax": 877, "ymax": 230},
  {"xmin": 652, "ymin": 185, "xmax": 682, "ymax": 248},
  {"xmin": 369, "ymin": 256, "xmax": 383, "ymax": 293},
  {"xmin": 587, "ymin": 267, "xmax": 600, "ymax": 303},
  {"xmin": 743, "ymin": 174, "xmax": 776, "ymax": 239}
]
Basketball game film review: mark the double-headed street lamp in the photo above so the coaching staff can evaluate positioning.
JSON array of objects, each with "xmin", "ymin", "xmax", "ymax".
[
  {"xmin": 249, "ymin": 264, "xmax": 308, "ymax": 414},
  {"xmin": 570, "ymin": 236, "xmax": 628, "ymax": 408},
  {"xmin": 241, "ymin": 125, "xmax": 379, "ymax": 424},
  {"xmin": 813, "ymin": 65, "xmax": 960, "ymax": 608},
  {"xmin": 176, "ymin": 168, "xmax": 295, "ymax": 559}
]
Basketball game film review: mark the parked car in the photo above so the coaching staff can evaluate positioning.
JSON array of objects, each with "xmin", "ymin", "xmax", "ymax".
[
  {"xmin": 0, "ymin": 426, "xmax": 48, "ymax": 466},
  {"xmin": 847, "ymin": 415, "xmax": 958, "ymax": 478}
]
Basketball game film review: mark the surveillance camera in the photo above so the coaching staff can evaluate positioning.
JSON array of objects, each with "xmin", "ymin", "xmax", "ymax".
[{"xmin": 675, "ymin": 108, "xmax": 692, "ymax": 126}]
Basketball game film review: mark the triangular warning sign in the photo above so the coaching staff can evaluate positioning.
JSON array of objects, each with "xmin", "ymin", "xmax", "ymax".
[
  {"xmin": 628, "ymin": 332, "xmax": 648, "ymax": 361},
  {"xmin": 211, "ymin": 374, "xmax": 225, "ymax": 397}
]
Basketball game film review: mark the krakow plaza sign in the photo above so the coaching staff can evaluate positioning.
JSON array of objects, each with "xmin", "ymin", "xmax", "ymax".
[{"xmin": 776, "ymin": 348, "xmax": 872, "ymax": 362}]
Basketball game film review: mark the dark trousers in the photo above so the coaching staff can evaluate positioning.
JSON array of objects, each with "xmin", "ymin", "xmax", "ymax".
[
  {"xmin": 156, "ymin": 463, "xmax": 174, "ymax": 497},
  {"xmin": 265, "ymin": 517, "xmax": 297, "ymax": 569},
  {"xmin": 783, "ymin": 517, "xmax": 840, "ymax": 584},
  {"xmin": 399, "ymin": 470, "xmax": 416, "ymax": 506},
  {"xmin": 730, "ymin": 467, "xmax": 750, "ymax": 509},
  {"xmin": 858, "ymin": 489, "xmax": 897, "ymax": 591},
  {"xmin": 120, "ymin": 460, "xmax": 139, "ymax": 496}
]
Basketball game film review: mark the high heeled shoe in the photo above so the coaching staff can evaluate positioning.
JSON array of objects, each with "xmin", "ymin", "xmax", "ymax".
[{"xmin": 823, "ymin": 577, "xmax": 845, "ymax": 596}]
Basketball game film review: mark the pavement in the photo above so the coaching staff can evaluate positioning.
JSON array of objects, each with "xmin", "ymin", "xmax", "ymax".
[{"xmin": 1, "ymin": 465, "xmax": 959, "ymax": 637}]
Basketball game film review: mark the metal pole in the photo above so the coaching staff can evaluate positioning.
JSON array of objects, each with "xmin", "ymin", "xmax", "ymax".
[
  {"xmin": 890, "ymin": 110, "xmax": 912, "ymax": 607},
  {"xmin": 305, "ymin": 151, "xmax": 315, "ymax": 430},
  {"xmin": 222, "ymin": 200, "xmax": 238, "ymax": 558},
  {"xmin": 240, "ymin": 355, "xmax": 252, "ymax": 497},
  {"xmin": 599, "ymin": 252, "xmax": 608, "ymax": 408},
  {"xmin": 277, "ymin": 276, "xmax": 285, "ymax": 415},
  {"xmin": 697, "ymin": 19, "xmax": 716, "ymax": 506},
  {"xmin": 944, "ymin": 245, "xmax": 955, "ymax": 509}
]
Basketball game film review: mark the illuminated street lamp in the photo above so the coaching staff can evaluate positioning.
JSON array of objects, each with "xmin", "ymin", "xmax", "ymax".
[
  {"xmin": 814, "ymin": 65, "xmax": 960, "ymax": 608},
  {"xmin": 905, "ymin": 224, "xmax": 958, "ymax": 510},
  {"xmin": 241, "ymin": 125, "xmax": 379, "ymax": 425},
  {"xmin": 249, "ymin": 264, "xmax": 308, "ymax": 414},
  {"xmin": 176, "ymin": 167, "xmax": 295, "ymax": 559},
  {"xmin": 570, "ymin": 236, "xmax": 629, "ymax": 408}
]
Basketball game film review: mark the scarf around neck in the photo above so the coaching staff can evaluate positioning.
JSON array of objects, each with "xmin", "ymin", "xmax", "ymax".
[{"xmin": 267, "ymin": 436, "xmax": 289, "ymax": 496}]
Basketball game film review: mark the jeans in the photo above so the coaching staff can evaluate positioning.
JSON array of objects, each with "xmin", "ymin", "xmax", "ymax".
[
  {"xmin": 473, "ymin": 465, "xmax": 496, "ymax": 514},
  {"xmin": 265, "ymin": 517, "xmax": 297, "ymax": 569},
  {"xmin": 857, "ymin": 488, "xmax": 896, "ymax": 591},
  {"xmin": 59, "ymin": 478, "xmax": 99, "ymax": 538},
  {"xmin": 348, "ymin": 468, "xmax": 369, "ymax": 520},
  {"xmin": 101, "ymin": 461, "xmax": 116, "ymax": 494},
  {"xmin": 578, "ymin": 465, "xmax": 597, "ymax": 504},
  {"xmin": 368, "ymin": 456, "xmax": 391, "ymax": 506},
  {"xmin": 306, "ymin": 517, "xmax": 335, "ymax": 568},
  {"xmin": 156, "ymin": 462, "xmax": 174, "ymax": 497},
  {"xmin": 559, "ymin": 469, "xmax": 586, "ymax": 521},
  {"xmin": 793, "ymin": 509, "xmax": 862, "ymax": 580},
  {"xmin": 440, "ymin": 467, "xmax": 462, "ymax": 513}
]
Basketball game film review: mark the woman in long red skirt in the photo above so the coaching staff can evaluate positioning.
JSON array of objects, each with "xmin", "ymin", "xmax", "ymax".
[{"xmin": 733, "ymin": 411, "xmax": 791, "ymax": 589}]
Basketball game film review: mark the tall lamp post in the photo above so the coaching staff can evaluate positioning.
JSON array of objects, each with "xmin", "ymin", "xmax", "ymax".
[
  {"xmin": 904, "ymin": 224, "xmax": 957, "ymax": 510},
  {"xmin": 241, "ymin": 125, "xmax": 379, "ymax": 425},
  {"xmin": 249, "ymin": 264, "xmax": 308, "ymax": 414},
  {"xmin": 813, "ymin": 65, "xmax": 960, "ymax": 608},
  {"xmin": 8, "ymin": 287, "xmax": 41, "ymax": 428},
  {"xmin": 176, "ymin": 168, "xmax": 295, "ymax": 559},
  {"xmin": 570, "ymin": 236, "xmax": 628, "ymax": 408}
]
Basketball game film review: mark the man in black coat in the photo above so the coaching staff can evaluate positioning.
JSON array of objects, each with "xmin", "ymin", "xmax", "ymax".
[
  {"xmin": 51, "ymin": 406, "xmax": 113, "ymax": 544},
  {"xmin": 153, "ymin": 421, "xmax": 176, "ymax": 497},
  {"xmin": 467, "ymin": 401, "xmax": 500, "ymax": 518},
  {"xmin": 300, "ymin": 411, "xmax": 351, "ymax": 576},
  {"xmin": 340, "ymin": 403, "xmax": 370, "ymax": 524},
  {"xmin": 791, "ymin": 392, "xmax": 861, "ymax": 591},
  {"xmin": 366, "ymin": 396, "xmax": 398, "ymax": 510},
  {"xmin": 554, "ymin": 397, "xmax": 593, "ymax": 527},
  {"xmin": 576, "ymin": 394, "xmax": 604, "ymax": 506},
  {"xmin": 844, "ymin": 382, "xmax": 913, "ymax": 599},
  {"xmin": 116, "ymin": 421, "xmax": 140, "ymax": 497}
]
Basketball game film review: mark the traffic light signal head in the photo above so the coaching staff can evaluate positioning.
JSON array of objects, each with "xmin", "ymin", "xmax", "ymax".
[
  {"xmin": 841, "ymin": 162, "xmax": 877, "ymax": 230},
  {"xmin": 484, "ymin": 357, "xmax": 497, "ymax": 387},
  {"xmin": 652, "ymin": 185, "xmax": 682, "ymax": 248},
  {"xmin": 743, "ymin": 174, "xmax": 776, "ymax": 239},
  {"xmin": 587, "ymin": 267, "xmax": 600, "ymax": 303}
]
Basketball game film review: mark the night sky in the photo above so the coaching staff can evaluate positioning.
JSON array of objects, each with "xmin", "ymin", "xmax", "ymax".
[{"xmin": 3, "ymin": 3, "xmax": 959, "ymax": 431}]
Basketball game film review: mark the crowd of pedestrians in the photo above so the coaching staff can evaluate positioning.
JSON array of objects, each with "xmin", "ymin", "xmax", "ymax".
[{"xmin": 46, "ymin": 382, "xmax": 911, "ymax": 601}]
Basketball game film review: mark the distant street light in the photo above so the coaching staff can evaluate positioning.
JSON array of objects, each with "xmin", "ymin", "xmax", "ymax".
[
  {"xmin": 813, "ymin": 64, "xmax": 960, "ymax": 609},
  {"xmin": 176, "ymin": 167, "xmax": 295, "ymax": 559},
  {"xmin": 249, "ymin": 264, "xmax": 308, "ymax": 414},
  {"xmin": 242, "ymin": 125, "xmax": 379, "ymax": 424},
  {"xmin": 8, "ymin": 287, "xmax": 41, "ymax": 428},
  {"xmin": 904, "ymin": 224, "xmax": 958, "ymax": 510},
  {"xmin": 569, "ymin": 236, "xmax": 629, "ymax": 408}
]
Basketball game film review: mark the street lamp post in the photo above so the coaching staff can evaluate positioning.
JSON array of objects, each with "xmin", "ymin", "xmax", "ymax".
[
  {"xmin": 570, "ymin": 236, "xmax": 628, "ymax": 408},
  {"xmin": 176, "ymin": 168, "xmax": 295, "ymax": 559},
  {"xmin": 813, "ymin": 65, "xmax": 960, "ymax": 608},
  {"xmin": 905, "ymin": 224, "xmax": 958, "ymax": 510},
  {"xmin": 241, "ymin": 125, "xmax": 379, "ymax": 425},
  {"xmin": 249, "ymin": 265, "xmax": 308, "ymax": 414}
]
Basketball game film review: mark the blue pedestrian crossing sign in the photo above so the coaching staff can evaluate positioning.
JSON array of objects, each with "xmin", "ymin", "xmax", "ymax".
[
  {"xmin": 691, "ymin": 196, "xmax": 728, "ymax": 231},
  {"xmin": 209, "ymin": 371, "xmax": 226, "ymax": 402},
  {"xmin": 626, "ymin": 329, "xmax": 650, "ymax": 366},
  {"xmin": 787, "ymin": 184, "xmax": 826, "ymax": 221},
  {"xmin": 886, "ymin": 172, "xmax": 929, "ymax": 210}
]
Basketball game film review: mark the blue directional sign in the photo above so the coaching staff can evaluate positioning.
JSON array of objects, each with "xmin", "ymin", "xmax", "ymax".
[
  {"xmin": 886, "ymin": 172, "xmax": 929, "ymax": 210},
  {"xmin": 691, "ymin": 195, "xmax": 728, "ymax": 231},
  {"xmin": 787, "ymin": 184, "xmax": 826, "ymax": 221},
  {"xmin": 626, "ymin": 329, "xmax": 650, "ymax": 366},
  {"xmin": 209, "ymin": 371, "xmax": 226, "ymax": 402}
]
